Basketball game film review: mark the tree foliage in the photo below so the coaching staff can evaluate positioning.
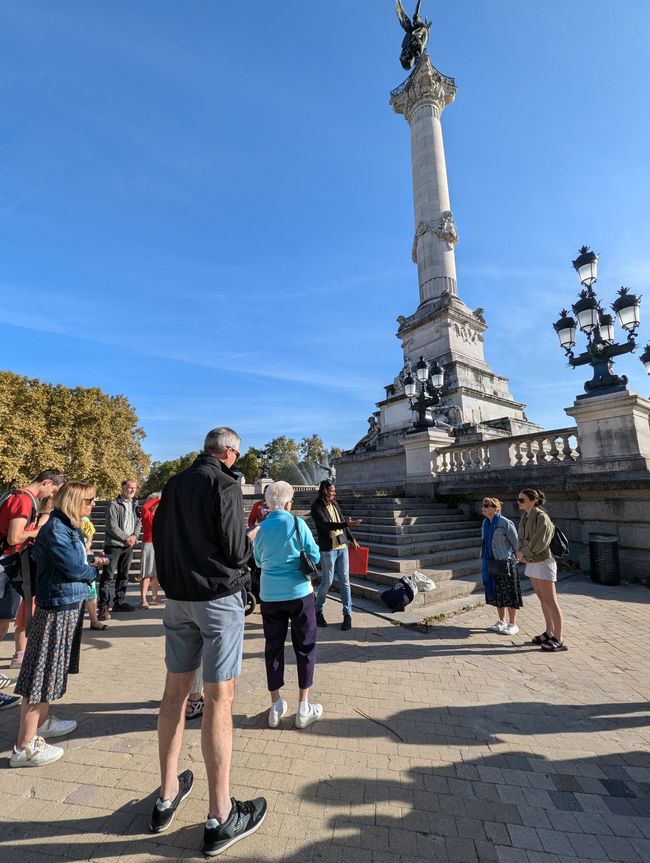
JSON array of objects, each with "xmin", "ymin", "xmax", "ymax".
[
  {"xmin": 0, "ymin": 371, "xmax": 149, "ymax": 497},
  {"xmin": 140, "ymin": 451, "xmax": 199, "ymax": 496},
  {"xmin": 237, "ymin": 448, "xmax": 262, "ymax": 484}
]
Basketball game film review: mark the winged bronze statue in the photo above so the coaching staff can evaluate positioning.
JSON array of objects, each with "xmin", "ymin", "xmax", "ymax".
[{"xmin": 395, "ymin": 0, "xmax": 431, "ymax": 70}]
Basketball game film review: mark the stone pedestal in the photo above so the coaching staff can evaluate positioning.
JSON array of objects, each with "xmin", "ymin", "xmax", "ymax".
[
  {"xmin": 401, "ymin": 427, "xmax": 454, "ymax": 495},
  {"xmin": 254, "ymin": 478, "xmax": 273, "ymax": 496},
  {"xmin": 565, "ymin": 390, "xmax": 650, "ymax": 471}
]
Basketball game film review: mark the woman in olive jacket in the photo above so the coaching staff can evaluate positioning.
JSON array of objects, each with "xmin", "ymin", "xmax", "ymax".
[{"xmin": 516, "ymin": 488, "xmax": 566, "ymax": 652}]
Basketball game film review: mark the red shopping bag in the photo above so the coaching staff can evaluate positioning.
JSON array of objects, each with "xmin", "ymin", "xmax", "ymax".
[{"xmin": 348, "ymin": 545, "xmax": 369, "ymax": 576}]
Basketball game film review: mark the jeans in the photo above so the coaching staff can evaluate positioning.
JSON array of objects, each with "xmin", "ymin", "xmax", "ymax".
[{"xmin": 316, "ymin": 547, "xmax": 352, "ymax": 617}]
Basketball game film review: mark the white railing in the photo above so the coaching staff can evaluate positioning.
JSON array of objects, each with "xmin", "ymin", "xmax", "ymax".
[{"xmin": 435, "ymin": 427, "xmax": 580, "ymax": 475}]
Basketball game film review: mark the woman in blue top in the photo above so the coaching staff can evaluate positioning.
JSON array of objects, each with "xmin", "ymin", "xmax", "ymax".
[
  {"xmin": 480, "ymin": 496, "xmax": 522, "ymax": 636},
  {"xmin": 253, "ymin": 481, "xmax": 322, "ymax": 730},
  {"xmin": 11, "ymin": 482, "xmax": 108, "ymax": 768}
]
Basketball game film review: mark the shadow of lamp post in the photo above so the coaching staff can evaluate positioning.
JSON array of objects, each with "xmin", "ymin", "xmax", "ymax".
[
  {"xmin": 553, "ymin": 246, "xmax": 649, "ymax": 398},
  {"xmin": 403, "ymin": 355, "xmax": 446, "ymax": 430}
]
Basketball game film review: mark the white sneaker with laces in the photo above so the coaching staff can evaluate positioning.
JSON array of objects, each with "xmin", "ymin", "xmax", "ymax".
[
  {"xmin": 503, "ymin": 623, "xmax": 519, "ymax": 636},
  {"xmin": 37, "ymin": 716, "xmax": 77, "ymax": 738},
  {"xmin": 488, "ymin": 621, "xmax": 507, "ymax": 633},
  {"xmin": 10, "ymin": 736, "xmax": 64, "ymax": 767},
  {"xmin": 268, "ymin": 698, "xmax": 288, "ymax": 728},
  {"xmin": 295, "ymin": 703, "xmax": 323, "ymax": 729}
]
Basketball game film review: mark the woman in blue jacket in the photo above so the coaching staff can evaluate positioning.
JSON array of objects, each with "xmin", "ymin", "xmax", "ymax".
[
  {"xmin": 480, "ymin": 496, "xmax": 522, "ymax": 636},
  {"xmin": 253, "ymin": 481, "xmax": 322, "ymax": 730},
  {"xmin": 11, "ymin": 482, "xmax": 108, "ymax": 768}
]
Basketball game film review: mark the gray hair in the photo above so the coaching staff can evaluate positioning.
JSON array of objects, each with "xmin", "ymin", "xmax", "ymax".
[
  {"xmin": 265, "ymin": 481, "xmax": 294, "ymax": 511},
  {"xmin": 204, "ymin": 427, "xmax": 240, "ymax": 457}
]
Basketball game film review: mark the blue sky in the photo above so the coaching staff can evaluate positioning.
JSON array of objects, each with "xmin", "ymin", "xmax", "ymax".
[{"xmin": 1, "ymin": 1, "xmax": 649, "ymax": 462}]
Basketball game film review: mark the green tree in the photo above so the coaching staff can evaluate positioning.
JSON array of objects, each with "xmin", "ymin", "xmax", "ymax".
[
  {"xmin": 299, "ymin": 434, "xmax": 326, "ymax": 465},
  {"xmin": 237, "ymin": 448, "xmax": 262, "ymax": 483},
  {"xmin": 0, "ymin": 371, "xmax": 150, "ymax": 497},
  {"xmin": 329, "ymin": 446, "xmax": 343, "ymax": 462},
  {"xmin": 140, "ymin": 451, "xmax": 198, "ymax": 496}
]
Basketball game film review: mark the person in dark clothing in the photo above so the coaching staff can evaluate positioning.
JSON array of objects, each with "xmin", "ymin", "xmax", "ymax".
[
  {"xmin": 97, "ymin": 478, "xmax": 141, "ymax": 617},
  {"xmin": 150, "ymin": 427, "xmax": 267, "ymax": 858},
  {"xmin": 310, "ymin": 480, "xmax": 361, "ymax": 632}
]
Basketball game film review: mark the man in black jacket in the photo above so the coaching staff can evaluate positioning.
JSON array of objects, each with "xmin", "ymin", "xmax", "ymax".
[
  {"xmin": 150, "ymin": 427, "xmax": 267, "ymax": 857},
  {"xmin": 310, "ymin": 480, "xmax": 361, "ymax": 632}
]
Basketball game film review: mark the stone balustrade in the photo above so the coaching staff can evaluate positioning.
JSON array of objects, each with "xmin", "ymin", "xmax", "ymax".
[{"xmin": 435, "ymin": 427, "xmax": 580, "ymax": 474}]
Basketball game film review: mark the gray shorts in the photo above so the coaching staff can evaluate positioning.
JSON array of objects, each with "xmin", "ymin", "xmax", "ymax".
[{"xmin": 163, "ymin": 591, "xmax": 245, "ymax": 683}]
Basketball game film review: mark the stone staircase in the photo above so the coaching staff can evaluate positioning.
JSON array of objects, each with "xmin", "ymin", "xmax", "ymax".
[{"xmin": 247, "ymin": 492, "xmax": 485, "ymax": 616}]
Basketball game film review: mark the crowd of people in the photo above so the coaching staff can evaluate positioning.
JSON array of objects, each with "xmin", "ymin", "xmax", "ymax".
[{"xmin": 0, "ymin": 425, "xmax": 567, "ymax": 856}]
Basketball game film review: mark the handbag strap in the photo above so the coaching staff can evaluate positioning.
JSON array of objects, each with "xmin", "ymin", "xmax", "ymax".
[{"xmin": 293, "ymin": 516, "xmax": 305, "ymax": 552}]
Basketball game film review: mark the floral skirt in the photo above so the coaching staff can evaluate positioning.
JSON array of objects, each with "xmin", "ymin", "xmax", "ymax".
[
  {"xmin": 14, "ymin": 603, "xmax": 84, "ymax": 704},
  {"xmin": 494, "ymin": 562, "xmax": 523, "ymax": 610}
]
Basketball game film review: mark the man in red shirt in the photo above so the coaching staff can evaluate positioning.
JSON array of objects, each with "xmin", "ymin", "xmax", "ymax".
[{"xmin": 0, "ymin": 469, "xmax": 65, "ymax": 666}]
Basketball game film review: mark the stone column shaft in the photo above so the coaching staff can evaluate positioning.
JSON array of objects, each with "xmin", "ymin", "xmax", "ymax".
[{"xmin": 391, "ymin": 56, "xmax": 458, "ymax": 304}]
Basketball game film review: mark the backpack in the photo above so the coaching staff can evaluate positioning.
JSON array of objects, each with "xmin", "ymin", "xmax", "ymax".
[
  {"xmin": 550, "ymin": 526, "xmax": 570, "ymax": 559},
  {"xmin": 380, "ymin": 576, "xmax": 416, "ymax": 612},
  {"xmin": 0, "ymin": 538, "xmax": 37, "ymax": 599}
]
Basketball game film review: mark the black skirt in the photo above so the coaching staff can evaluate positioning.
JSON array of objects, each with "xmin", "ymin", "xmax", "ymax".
[{"xmin": 494, "ymin": 562, "xmax": 523, "ymax": 610}]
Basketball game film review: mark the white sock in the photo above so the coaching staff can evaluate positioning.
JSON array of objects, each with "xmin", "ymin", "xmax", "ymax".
[
  {"xmin": 206, "ymin": 816, "xmax": 220, "ymax": 828},
  {"xmin": 156, "ymin": 797, "xmax": 172, "ymax": 811},
  {"xmin": 298, "ymin": 700, "xmax": 310, "ymax": 716},
  {"xmin": 271, "ymin": 699, "xmax": 284, "ymax": 713}
]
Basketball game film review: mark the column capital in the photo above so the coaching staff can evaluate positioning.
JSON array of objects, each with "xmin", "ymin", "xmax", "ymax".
[{"xmin": 390, "ymin": 54, "xmax": 457, "ymax": 123}]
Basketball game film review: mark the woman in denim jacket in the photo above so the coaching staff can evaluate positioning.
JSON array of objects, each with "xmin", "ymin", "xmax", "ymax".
[
  {"xmin": 11, "ymin": 482, "xmax": 108, "ymax": 768},
  {"xmin": 481, "ymin": 497, "xmax": 522, "ymax": 636}
]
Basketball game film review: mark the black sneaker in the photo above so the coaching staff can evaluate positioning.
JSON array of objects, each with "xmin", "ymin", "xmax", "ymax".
[
  {"xmin": 149, "ymin": 769, "xmax": 194, "ymax": 833},
  {"xmin": 202, "ymin": 797, "xmax": 268, "ymax": 857},
  {"xmin": 112, "ymin": 602, "xmax": 136, "ymax": 612},
  {"xmin": 341, "ymin": 614, "xmax": 352, "ymax": 631},
  {"xmin": 316, "ymin": 612, "xmax": 328, "ymax": 628}
]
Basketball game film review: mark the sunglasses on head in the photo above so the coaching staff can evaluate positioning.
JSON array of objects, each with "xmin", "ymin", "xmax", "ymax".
[{"xmin": 517, "ymin": 497, "xmax": 527, "ymax": 503}]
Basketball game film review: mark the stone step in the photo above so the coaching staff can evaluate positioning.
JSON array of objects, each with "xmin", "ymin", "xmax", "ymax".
[
  {"xmin": 353, "ymin": 524, "xmax": 478, "ymax": 541},
  {"xmin": 330, "ymin": 571, "xmax": 484, "ymax": 608},
  {"xmin": 363, "ymin": 558, "xmax": 479, "ymax": 586},
  {"xmin": 360, "ymin": 536, "xmax": 480, "ymax": 559},
  {"xmin": 369, "ymin": 546, "xmax": 480, "ymax": 572}
]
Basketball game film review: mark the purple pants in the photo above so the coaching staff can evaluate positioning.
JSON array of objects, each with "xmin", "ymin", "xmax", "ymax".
[{"xmin": 260, "ymin": 593, "xmax": 317, "ymax": 691}]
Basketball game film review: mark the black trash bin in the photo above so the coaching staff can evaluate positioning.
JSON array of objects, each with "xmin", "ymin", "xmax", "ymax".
[{"xmin": 588, "ymin": 533, "xmax": 621, "ymax": 585}]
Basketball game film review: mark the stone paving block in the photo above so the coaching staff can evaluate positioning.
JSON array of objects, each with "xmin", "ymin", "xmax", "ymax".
[
  {"xmin": 508, "ymin": 824, "xmax": 544, "ymax": 851},
  {"xmin": 597, "ymin": 834, "xmax": 643, "ymax": 861}
]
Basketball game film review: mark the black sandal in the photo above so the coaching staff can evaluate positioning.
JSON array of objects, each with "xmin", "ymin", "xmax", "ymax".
[
  {"xmin": 531, "ymin": 631, "xmax": 550, "ymax": 645},
  {"xmin": 541, "ymin": 637, "xmax": 567, "ymax": 652}
]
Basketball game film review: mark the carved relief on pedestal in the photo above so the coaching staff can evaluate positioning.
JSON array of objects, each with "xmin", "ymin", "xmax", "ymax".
[
  {"xmin": 448, "ymin": 320, "xmax": 483, "ymax": 346},
  {"xmin": 411, "ymin": 210, "xmax": 459, "ymax": 262}
]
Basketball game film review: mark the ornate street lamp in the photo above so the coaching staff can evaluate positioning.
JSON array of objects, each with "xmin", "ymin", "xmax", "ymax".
[
  {"xmin": 553, "ymin": 246, "xmax": 647, "ymax": 398},
  {"xmin": 259, "ymin": 448, "xmax": 271, "ymax": 479},
  {"xmin": 403, "ymin": 355, "xmax": 446, "ymax": 430}
]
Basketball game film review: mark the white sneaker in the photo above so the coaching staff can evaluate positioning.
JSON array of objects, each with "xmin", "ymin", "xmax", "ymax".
[
  {"xmin": 0, "ymin": 672, "xmax": 16, "ymax": 689},
  {"xmin": 503, "ymin": 624, "xmax": 519, "ymax": 636},
  {"xmin": 488, "ymin": 621, "xmax": 507, "ymax": 633},
  {"xmin": 268, "ymin": 698, "xmax": 288, "ymax": 728},
  {"xmin": 295, "ymin": 703, "xmax": 323, "ymax": 730},
  {"xmin": 37, "ymin": 716, "xmax": 77, "ymax": 738},
  {"xmin": 10, "ymin": 736, "xmax": 64, "ymax": 768}
]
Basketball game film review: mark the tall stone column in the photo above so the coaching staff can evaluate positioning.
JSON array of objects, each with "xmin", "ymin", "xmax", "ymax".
[{"xmin": 390, "ymin": 55, "xmax": 458, "ymax": 304}]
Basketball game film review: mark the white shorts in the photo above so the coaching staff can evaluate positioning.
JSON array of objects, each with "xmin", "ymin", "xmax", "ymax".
[{"xmin": 525, "ymin": 559, "xmax": 557, "ymax": 582}]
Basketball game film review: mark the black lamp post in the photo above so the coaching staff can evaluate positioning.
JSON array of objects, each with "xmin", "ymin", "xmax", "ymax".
[
  {"xmin": 403, "ymin": 355, "xmax": 446, "ymax": 430},
  {"xmin": 553, "ymin": 246, "xmax": 647, "ymax": 398},
  {"xmin": 259, "ymin": 449, "xmax": 271, "ymax": 479}
]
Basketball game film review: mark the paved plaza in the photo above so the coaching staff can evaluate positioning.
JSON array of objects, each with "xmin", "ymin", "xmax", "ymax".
[{"xmin": 1, "ymin": 576, "xmax": 649, "ymax": 863}]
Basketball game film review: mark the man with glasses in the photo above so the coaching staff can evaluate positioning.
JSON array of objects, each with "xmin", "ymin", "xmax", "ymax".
[
  {"xmin": 150, "ymin": 427, "xmax": 267, "ymax": 857},
  {"xmin": 98, "ymin": 478, "xmax": 141, "ymax": 618}
]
